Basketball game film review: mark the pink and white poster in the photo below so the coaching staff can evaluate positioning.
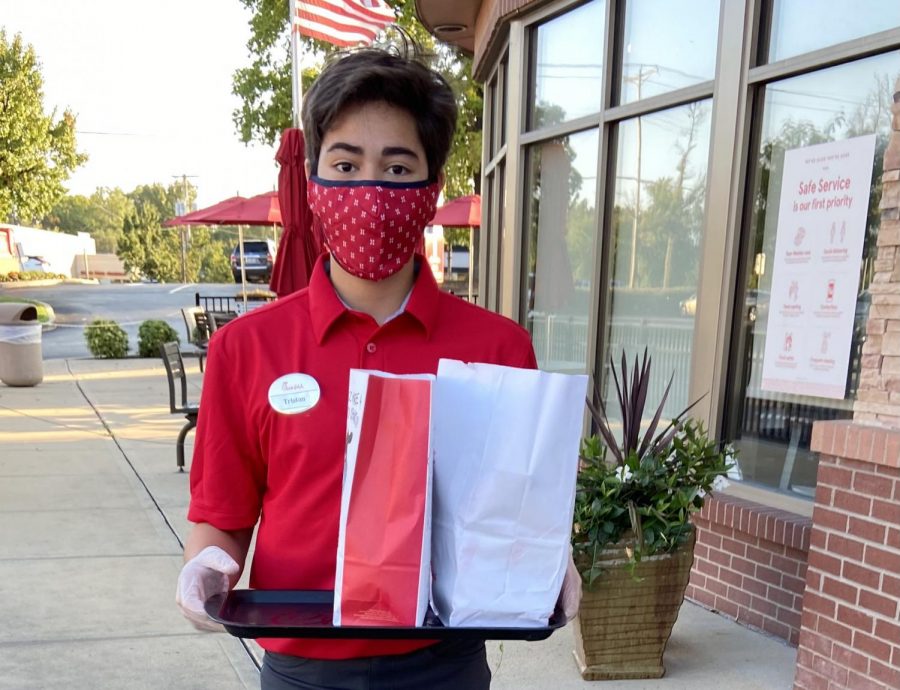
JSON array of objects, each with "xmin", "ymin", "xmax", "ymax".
[{"xmin": 761, "ymin": 134, "xmax": 875, "ymax": 399}]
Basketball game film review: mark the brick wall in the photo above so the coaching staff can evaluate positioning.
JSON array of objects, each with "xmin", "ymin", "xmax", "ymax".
[
  {"xmin": 687, "ymin": 494, "xmax": 811, "ymax": 645},
  {"xmin": 794, "ymin": 421, "xmax": 900, "ymax": 690}
]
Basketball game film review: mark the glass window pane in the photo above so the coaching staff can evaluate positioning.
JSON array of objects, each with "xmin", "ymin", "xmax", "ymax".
[
  {"xmin": 486, "ymin": 57, "xmax": 507, "ymax": 159},
  {"xmin": 525, "ymin": 129, "xmax": 600, "ymax": 372},
  {"xmin": 727, "ymin": 52, "xmax": 900, "ymax": 496},
  {"xmin": 619, "ymin": 0, "xmax": 719, "ymax": 104},
  {"xmin": 603, "ymin": 101, "xmax": 713, "ymax": 423},
  {"xmin": 496, "ymin": 159, "xmax": 506, "ymax": 308},
  {"xmin": 768, "ymin": 0, "xmax": 900, "ymax": 63},
  {"xmin": 487, "ymin": 74, "xmax": 498, "ymax": 158},
  {"xmin": 489, "ymin": 164, "xmax": 505, "ymax": 307},
  {"xmin": 499, "ymin": 58, "xmax": 508, "ymax": 148},
  {"xmin": 530, "ymin": 0, "xmax": 605, "ymax": 129}
]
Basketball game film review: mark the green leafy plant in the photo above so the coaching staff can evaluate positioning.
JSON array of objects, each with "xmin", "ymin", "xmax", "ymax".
[
  {"xmin": 573, "ymin": 348, "xmax": 734, "ymax": 586},
  {"xmin": 137, "ymin": 319, "xmax": 179, "ymax": 358},
  {"xmin": 84, "ymin": 319, "xmax": 129, "ymax": 358}
]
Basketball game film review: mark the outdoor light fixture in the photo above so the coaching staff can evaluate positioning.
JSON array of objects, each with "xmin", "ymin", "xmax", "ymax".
[{"xmin": 434, "ymin": 23, "xmax": 467, "ymax": 34}]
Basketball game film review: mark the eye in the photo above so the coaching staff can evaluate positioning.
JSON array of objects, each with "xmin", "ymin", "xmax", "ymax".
[
  {"xmin": 387, "ymin": 164, "xmax": 411, "ymax": 176},
  {"xmin": 334, "ymin": 161, "xmax": 356, "ymax": 174}
]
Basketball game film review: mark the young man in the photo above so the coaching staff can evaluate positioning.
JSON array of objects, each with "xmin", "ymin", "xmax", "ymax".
[{"xmin": 176, "ymin": 48, "xmax": 579, "ymax": 690}]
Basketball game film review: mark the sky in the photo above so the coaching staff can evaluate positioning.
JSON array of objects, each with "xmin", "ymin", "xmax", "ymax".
[{"xmin": 1, "ymin": 0, "xmax": 281, "ymax": 208}]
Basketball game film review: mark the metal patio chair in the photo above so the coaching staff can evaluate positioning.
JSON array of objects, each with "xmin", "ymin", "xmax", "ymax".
[
  {"xmin": 180, "ymin": 306, "xmax": 210, "ymax": 372},
  {"xmin": 159, "ymin": 341, "xmax": 199, "ymax": 472}
]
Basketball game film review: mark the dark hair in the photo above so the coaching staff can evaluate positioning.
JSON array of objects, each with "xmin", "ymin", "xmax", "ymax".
[{"xmin": 302, "ymin": 47, "xmax": 458, "ymax": 179}]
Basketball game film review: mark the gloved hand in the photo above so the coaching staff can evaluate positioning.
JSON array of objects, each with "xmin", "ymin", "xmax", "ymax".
[
  {"xmin": 176, "ymin": 545, "xmax": 239, "ymax": 632},
  {"xmin": 556, "ymin": 549, "xmax": 583, "ymax": 624}
]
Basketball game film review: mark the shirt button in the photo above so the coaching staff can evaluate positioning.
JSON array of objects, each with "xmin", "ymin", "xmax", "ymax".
[{"xmin": 366, "ymin": 342, "xmax": 377, "ymax": 354}]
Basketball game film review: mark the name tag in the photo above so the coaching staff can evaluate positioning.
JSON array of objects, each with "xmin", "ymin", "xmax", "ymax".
[{"xmin": 268, "ymin": 373, "xmax": 321, "ymax": 415}]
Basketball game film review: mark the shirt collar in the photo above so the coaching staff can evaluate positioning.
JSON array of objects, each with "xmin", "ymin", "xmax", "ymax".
[{"xmin": 309, "ymin": 253, "xmax": 440, "ymax": 344}]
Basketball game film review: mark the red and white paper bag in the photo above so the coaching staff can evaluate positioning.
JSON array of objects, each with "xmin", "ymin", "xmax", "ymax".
[
  {"xmin": 431, "ymin": 359, "xmax": 588, "ymax": 627},
  {"xmin": 333, "ymin": 369, "xmax": 434, "ymax": 627}
]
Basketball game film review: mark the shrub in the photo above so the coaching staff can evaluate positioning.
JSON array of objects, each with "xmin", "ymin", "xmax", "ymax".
[
  {"xmin": 84, "ymin": 319, "xmax": 129, "ymax": 358},
  {"xmin": 137, "ymin": 319, "xmax": 179, "ymax": 357},
  {"xmin": 0, "ymin": 271, "xmax": 67, "ymax": 282}
]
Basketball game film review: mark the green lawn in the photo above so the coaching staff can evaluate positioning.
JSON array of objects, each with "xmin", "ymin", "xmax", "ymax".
[{"xmin": 0, "ymin": 296, "xmax": 54, "ymax": 324}]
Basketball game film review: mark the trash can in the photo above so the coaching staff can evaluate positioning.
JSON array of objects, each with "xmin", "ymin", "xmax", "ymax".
[{"xmin": 0, "ymin": 303, "xmax": 43, "ymax": 387}]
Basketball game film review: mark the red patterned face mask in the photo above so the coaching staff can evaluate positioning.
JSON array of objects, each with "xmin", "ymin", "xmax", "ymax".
[{"xmin": 307, "ymin": 176, "xmax": 441, "ymax": 281}]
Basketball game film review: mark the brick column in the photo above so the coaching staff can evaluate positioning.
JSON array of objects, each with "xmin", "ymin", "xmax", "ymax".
[
  {"xmin": 794, "ymin": 423, "xmax": 900, "ymax": 690},
  {"xmin": 794, "ymin": 77, "xmax": 900, "ymax": 690},
  {"xmin": 854, "ymin": 76, "xmax": 900, "ymax": 426}
]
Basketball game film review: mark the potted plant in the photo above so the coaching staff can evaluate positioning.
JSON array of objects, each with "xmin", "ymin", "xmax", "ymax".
[{"xmin": 572, "ymin": 348, "xmax": 733, "ymax": 681}]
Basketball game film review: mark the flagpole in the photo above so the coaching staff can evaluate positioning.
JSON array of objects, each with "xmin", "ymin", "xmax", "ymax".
[{"xmin": 290, "ymin": 0, "xmax": 303, "ymax": 129}]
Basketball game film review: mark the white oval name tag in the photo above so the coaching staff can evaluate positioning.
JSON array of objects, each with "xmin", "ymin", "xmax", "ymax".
[{"xmin": 268, "ymin": 373, "xmax": 321, "ymax": 415}]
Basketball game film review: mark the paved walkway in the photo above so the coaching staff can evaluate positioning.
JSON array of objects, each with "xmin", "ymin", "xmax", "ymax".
[{"xmin": 0, "ymin": 357, "xmax": 798, "ymax": 689}]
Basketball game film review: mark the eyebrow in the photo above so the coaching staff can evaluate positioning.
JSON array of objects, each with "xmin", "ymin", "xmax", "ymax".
[
  {"xmin": 381, "ymin": 146, "xmax": 419, "ymax": 159},
  {"xmin": 326, "ymin": 142, "xmax": 364, "ymax": 155},
  {"xmin": 324, "ymin": 142, "xmax": 420, "ymax": 160}
]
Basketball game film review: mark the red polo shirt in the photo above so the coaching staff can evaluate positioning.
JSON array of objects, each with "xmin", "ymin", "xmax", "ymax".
[{"xmin": 188, "ymin": 254, "xmax": 536, "ymax": 659}]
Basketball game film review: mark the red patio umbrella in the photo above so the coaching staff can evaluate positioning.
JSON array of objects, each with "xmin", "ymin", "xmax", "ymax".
[
  {"xmin": 269, "ymin": 128, "xmax": 321, "ymax": 297},
  {"xmin": 429, "ymin": 194, "xmax": 482, "ymax": 301},
  {"xmin": 163, "ymin": 196, "xmax": 245, "ymax": 227},
  {"xmin": 162, "ymin": 191, "xmax": 281, "ymax": 304},
  {"xmin": 200, "ymin": 191, "xmax": 281, "ymax": 226},
  {"xmin": 429, "ymin": 194, "xmax": 481, "ymax": 227}
]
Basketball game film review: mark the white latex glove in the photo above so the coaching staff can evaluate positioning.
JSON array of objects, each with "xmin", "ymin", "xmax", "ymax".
[
  {"xmin": 556, "ymin": 549, "xmax": 583, "ymax": 624},
  {"xmin": 176, "ymin": 545, "xmax": 239, "ymax": 632}
]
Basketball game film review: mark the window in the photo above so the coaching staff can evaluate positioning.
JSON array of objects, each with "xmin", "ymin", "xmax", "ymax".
[
  {"xmin": 483, "ymin": 49, "xmax": 509, "ymax": 309},
  {"xmin": 529, "ymin": 0, "xmax": 606, "ymax": 129},
  {"xmin": 619, "ymin": 0, "xmax": 719, "ymax": 104},
  {"xmin": 486, "ymin": 58, "xmax": 508, "ymax": 159},
  {"xmin": 602, "ymin": 101, "xmax": 713, "ymax": 420},
  {"xmin": 725, "ymin": 52, "xmax": 900, "ymax": 495},
  {"xmin": 767, "ymin": 0, "xmax": 900, "ymax": 63},
  {"xmin": 523, "ymin": 129, "xmax": 600, "ymax": 372}
]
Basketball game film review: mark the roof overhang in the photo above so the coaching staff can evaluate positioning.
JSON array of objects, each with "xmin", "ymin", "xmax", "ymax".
[{"xmin": 414, "ymin": 0, "xmax": 482, "ymax": 55}]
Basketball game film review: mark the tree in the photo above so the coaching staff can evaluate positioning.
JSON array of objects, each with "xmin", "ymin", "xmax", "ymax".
[
  {"xmin": 127, "ymin": 182, "xmax": 193, "ymax": 224},
  {"xmin": 117, "ymin": 180, "xmax": 237, "ymax": 283},
  {"xmin": 186, "ymin": 226, "xmax": 233, "ymax": 283},
  {"xmin": 0, "ymin": 31, "xmax": 86, "ymax": 224},
  {"xmin": 231, "ymin": 1, "xmax": 483, "ymax": 198},
  {"xmin": 118, "ymin": 200, "xmax": 182, "ymax": 282},
  {"xmin": 44, "ymin": 187, "xmax": 134, "ymax": 253}
]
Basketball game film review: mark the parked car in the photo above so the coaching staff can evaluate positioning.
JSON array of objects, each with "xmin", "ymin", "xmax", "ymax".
[
  {"xmin": 680, "ymin": 289, "xmax": 770, "ymax": 322},
  {"xmin": 231, "ymin": 239, "xmax": 276, "ymax": 283},
  {"xmin": 679, "ymin": 293, "xmax": 697, "ymax": 316},
  {"xmin": 21, "ymin": 255, "xmax": 50, "ymax": 272}
]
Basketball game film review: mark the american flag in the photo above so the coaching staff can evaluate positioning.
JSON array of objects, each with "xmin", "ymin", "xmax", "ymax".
[{"xmin": 294, "ymin": 0, "xmax": 396, "ymax": 47}]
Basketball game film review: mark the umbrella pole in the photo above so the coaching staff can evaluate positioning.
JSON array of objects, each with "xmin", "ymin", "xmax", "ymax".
[
  {"xmin": 239, "ymin": 225, "xmax": 248, "ymax": 311},
  {"xmin": 468, "ymin": 226, "xmax": 475, "ymax": 304}
]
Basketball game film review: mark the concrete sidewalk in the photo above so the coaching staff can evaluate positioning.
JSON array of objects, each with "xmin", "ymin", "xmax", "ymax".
[{"xmin": 0, "ymin": 358, "xmax": 798, "ymax": 689}]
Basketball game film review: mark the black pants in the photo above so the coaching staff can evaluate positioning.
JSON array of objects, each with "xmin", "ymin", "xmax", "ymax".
[{"xmin": 260, "ymin": 639, "xmax": 491, "ymax": 690}]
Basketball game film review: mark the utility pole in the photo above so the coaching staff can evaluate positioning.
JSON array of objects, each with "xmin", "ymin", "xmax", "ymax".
[
  {"xmin": 172, "ymin": 174, "xmax": 198, "ymax": 284},
  {"xmin": 624, "ymin": 64, "xmax": 657, "ymax": 289}
]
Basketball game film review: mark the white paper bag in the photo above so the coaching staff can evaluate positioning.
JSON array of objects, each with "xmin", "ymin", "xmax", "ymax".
[
  {"xmin": 333, "ymin": 369, "xmax": 434, "ymax": 627},
  {"xmin": 430, "ymin": 359, "xmax": 588, "ymax": 627}
]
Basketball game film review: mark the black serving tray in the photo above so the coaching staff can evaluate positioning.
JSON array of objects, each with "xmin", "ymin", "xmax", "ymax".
[{"xmin": 205, "ymin": 589, "xmax": 563, "ymax": 641}]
